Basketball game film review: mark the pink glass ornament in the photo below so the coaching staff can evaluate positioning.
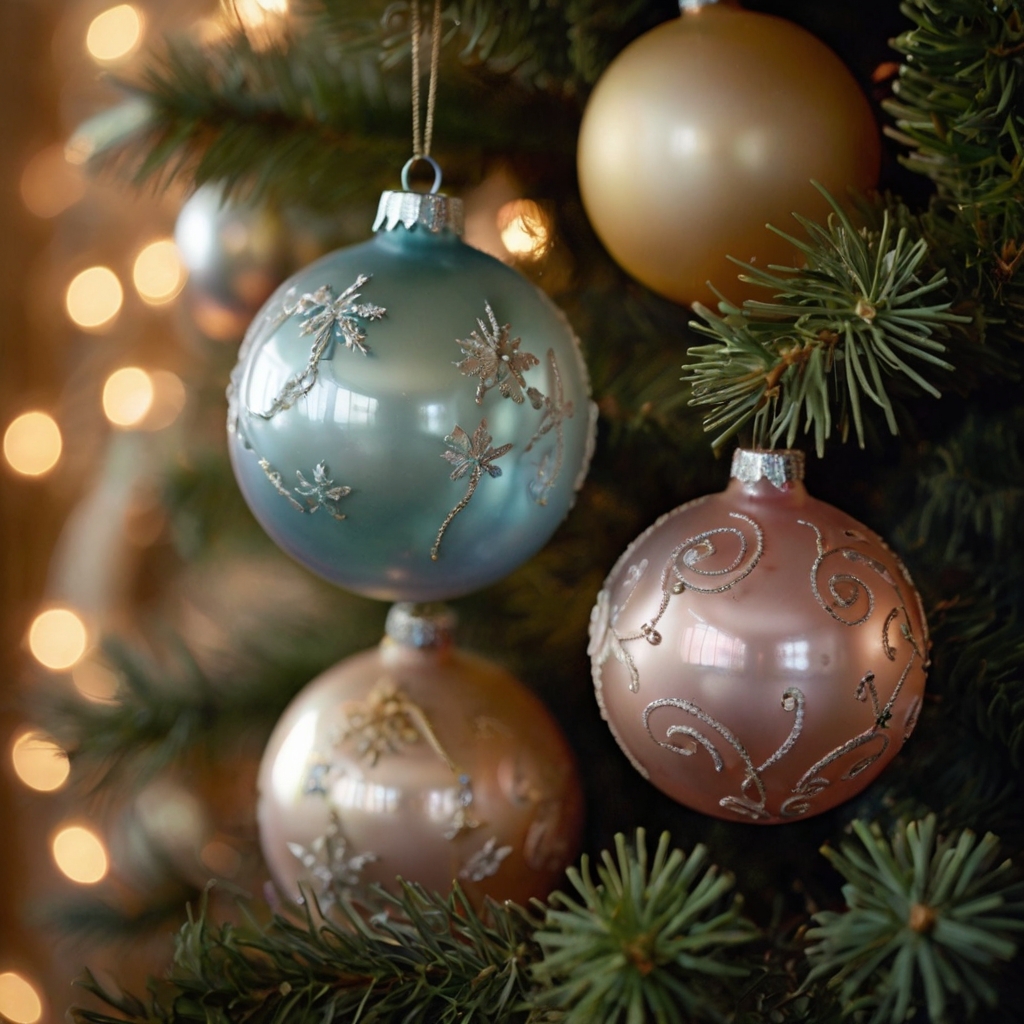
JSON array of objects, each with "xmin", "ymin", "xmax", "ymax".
[
  {"xmin": 589, "ymin": 449, "xmax": 928, "ymax": 823},
  {"xmin": 258, "ymin": 603, "xmax": 583, "ymax": 908}
]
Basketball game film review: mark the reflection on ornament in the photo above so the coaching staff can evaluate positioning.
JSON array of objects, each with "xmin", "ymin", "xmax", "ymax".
[
  {"xmin": 229, "ymin": 187, "xmax": 595, "ymax": 601},
  {"xmin": 254, "ymin": 278, "xmax": 386, "ymax": 419},
  {"xmin": 258, "ymin": 603, "xmax": 583, "ymax": 907},
  {"xmin": 590, "ymin": 449, "xmax": 928, "ymax": 823},
  {"xmin": 577, "ymin": 2, "xmax": 880, "ymax": 307}
]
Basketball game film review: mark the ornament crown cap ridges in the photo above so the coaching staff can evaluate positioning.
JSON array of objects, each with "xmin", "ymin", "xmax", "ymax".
[
  {"xmin": 679, "ymin": 0, "xmax": 723, "ymax": 10},
  {"xmin": 730, "ymin": 448, "xmax": 805, "ymax": 490},
  {"xmin": 373, "ymin": 191, "xmax": 465, "ymax": 237},
  {"xmin": 385, "ymin": 602, "xmax": 458, "ymax": 649}
]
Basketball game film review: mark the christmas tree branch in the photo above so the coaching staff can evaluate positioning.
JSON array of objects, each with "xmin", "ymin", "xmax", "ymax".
[
  {"xmin": 84, "ymin": 22, "xmax": 581, "ymax": 210},
  {"xmin": 684, "ymin": 189, "xmax": 965, "ymax": 456},
  {"xmin": 885, "ymin": 0, "xmax": 1024, "ymax": 344},
  {"xmin": 70, "ymin": 833, "xmax": 758, "ymax": 1024},
  {"xmin": 306, "ymin": 0, "xmax": 672, "ymax": 91},
  {"xmin": 806, "ymin": 815, "xmax": 1024, "ymax": 1024}
]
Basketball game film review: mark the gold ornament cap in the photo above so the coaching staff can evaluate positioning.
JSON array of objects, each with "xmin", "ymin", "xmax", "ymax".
[
  {"xmin": 730, "ymin": 448, "xmax": 805, "ymax": 490},
  {"xmin": 385, "ymin": 602, "xmax": 458, "ymax": 649}
]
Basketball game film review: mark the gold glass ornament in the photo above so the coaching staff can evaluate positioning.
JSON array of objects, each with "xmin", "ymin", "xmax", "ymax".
[
  {"xmin": 590, "ymin": 450, "xmax": 928, "ymax": 823},
  {"xmin": 577, "ymin": 0, "xmax": 880, "ymax": 307},
  {"xmin": 258, "ymin": 603, "xmax": 583, "ymax": 908}
]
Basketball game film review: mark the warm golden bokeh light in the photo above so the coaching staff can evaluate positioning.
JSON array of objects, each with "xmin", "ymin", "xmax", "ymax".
[
  {"xmin": 498, "ymin": 199, "xmax": 551, "ymax": 259},
  {"xmin": 3, "ymin": 411, "xmax": 62, "ymax": 477},
  {"xmin": 86, "ymin": 5, "xmax": 143, "ymax": 63},
  {"xmin": 66, "ymin": 266, "xmax": 123, "ymax": 330},
  {"xmin": 11, "ymin": 731, "xmax": 70, "ymax": 792},
  {"xmin": 133, "ymin": 238, "xmax": 186, "ymax": 304},
  {"xmin": 71, "ymin": 659, "xmax": 120, "ymax": 702},
  {"xmin": 141, "ymin": 370, "xmax": 187, "ymax": 430},
  {"xmin": 0, "ymin": 972, "xmax": 43, "ymax": 1024},
  {"xmin": 52, "ymin": 825, "xmax": 109, "ymax": 884},
  {"xmin": 28, "ymin": 608, "xmax": 88, "ymax": 671},
  {"xmin": 227, "ymin": 0, "xmax": 289, "ymax": 47},
  {"xmin": 103, "ymin": 367, "xmax": 154, "ymax": 427},
  {"xmin": 20, "ymin": 144, "xmax": 86, "ymax": 219}
]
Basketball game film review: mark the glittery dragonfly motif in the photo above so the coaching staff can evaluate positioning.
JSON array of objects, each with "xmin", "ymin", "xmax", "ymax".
[
  {"xmin": 455, "ymin": 303, "xmax": 540, "ymax": 405},
  {"xmin": 256, "ymin": 275, "xmax": 386, "ymax": 419},
  {"xmin": 259, "ymin": 458, "xmax": 352, "ymax": 520},
  {"xmin": 288, "ymin": 811, "xmax": 377, "ymax": 908},
  {"xmin": 525, "ymin": 349, "xmax": 575, "ymax": 505},
  {"xmin": 431, "ymin": 419, "xmax": 513, "ymax": 560}
]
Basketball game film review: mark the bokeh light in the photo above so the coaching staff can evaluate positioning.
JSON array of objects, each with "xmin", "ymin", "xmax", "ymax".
[
  {"xmin": 201, "ymin": 839, "xmax": 242, "ymax": 878},
  {"xmin": 3, "ymin": 412, "xmax": 62, "ymax": 477},
  {"xmin": 20, "ymin": 144, "xmax": 85, "ymax": 219},
  {"xmin": 86, "ymin": 5, "xmax": 143, "ymax": 63},
  {"xmin": 498, "ymin": 200, "xmax": 551, "ymax": 260},
  {"xmin": 0, "ymin": 973, "xmax": 43, "ymax": 1024},
  {"xmin": 141, "ymin": 370, "xmax": 187, "ymax": 430},
  {"xmin": 28, "ymin": 608, "xmax": 88, "ymax": 671},
  {"xmin": 103, "ymin": 367, "xmax": 154, "ymax": 427},
  {"xmin": 71, "ymin": 658, "xmax": 120, "ymax": 702},
  {"xmin": 52, "ymin": 824, "xmax": 109, "ymax": 884},
  {"xmin": 133, "ymin": 238, "xmax": 186, "ymax": 305},
  {"xmin": 11, "ymin": 731, "xmax": 70, "ymax": 792},
  {"xmin": 228, "ymin": 0, "xmax": 289, "ymax": 47},
  {"xmin": 66, "ymin": 266, "xmax": 123, "ymax": 330}
]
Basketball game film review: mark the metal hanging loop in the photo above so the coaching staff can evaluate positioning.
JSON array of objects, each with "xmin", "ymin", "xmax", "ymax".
[{"xmin": 401, "ymin": 155, "xmax": 443, "ymax": 194}]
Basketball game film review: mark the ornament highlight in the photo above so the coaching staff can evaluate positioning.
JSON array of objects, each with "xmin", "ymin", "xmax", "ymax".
[
  {"xmin": 257, "ymin": 603, "xmax": 583, "ymax": 907},
  {"xmin": 228, "ymin": 186, "xmax": 596, "ymax": 601},
  {"xmin": 576, "ymin": 0, "xmax": 880, "ymax": 308},
  {"xmin": 589, "ymin": 449, "xmax": 928, "ymax": 824}
]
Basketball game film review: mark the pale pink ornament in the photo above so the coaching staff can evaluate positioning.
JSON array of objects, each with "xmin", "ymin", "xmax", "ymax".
[
  {"xmin": 589, "ymin": 449, "xmax": 928, "ymax": 823},
  {"xmin": 258, "ymin": 603, "xmax": 583, "ymax": 908}
]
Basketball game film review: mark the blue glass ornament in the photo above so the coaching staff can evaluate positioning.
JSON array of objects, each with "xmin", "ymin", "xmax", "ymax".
[{"xmin": 228, "ymin": 184, "xmax": 596, "ymax": 601}]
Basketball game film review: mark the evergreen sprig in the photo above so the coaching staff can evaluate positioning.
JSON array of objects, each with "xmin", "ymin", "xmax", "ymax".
[
  {"xmin": 73, "ymin": 882, "xmax": 539, "ymax": 1024},
  {"xmin": 806, "ymin": 816, "xmax": 1024, "ymax": 1024},
  {"xmin": 886, "ymin": 0, "xmax": 1024, "ymax": 342},
  {"xmin": 684, "ymin": 189, "xmax": 964, "ymax": 455},
  {"xmin": 532, "ymin": 830, "xmax": 757, "ymax": 1024},
  {"xmin": 88, "ymin": 21, "xmax": 580, "ymax": 209}
]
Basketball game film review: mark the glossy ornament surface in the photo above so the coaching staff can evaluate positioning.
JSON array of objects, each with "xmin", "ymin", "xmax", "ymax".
[
  {"xmin": 257, "ymin": 604, "xmax": 583, "ymax": 908},
  {"xmin": 589, "ymin": 450, "xmax": 928, "ymax": 824},
  {"xmin": 576, "ymin": 1, "xmax": 880, "ymax": 308},
  {"xmin": 228, "ymin": 191, "xmax": 596, "ymax": 601},
  {"xmin": 175, "ymin": 185, "xmax": 296, "ymax": 343}
]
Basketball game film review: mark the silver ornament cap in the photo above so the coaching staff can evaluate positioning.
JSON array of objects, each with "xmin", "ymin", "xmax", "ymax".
[
  {"xmin": 385, "ymin": 602, "xmax": 458, "ymax": 649},
  {"xmin": 373, "ymin": 191, "xmax": 465, "ymax": 236},
  {"xmin": 730, "ymin": 448, "xmax": 805, "ymax": 490}
]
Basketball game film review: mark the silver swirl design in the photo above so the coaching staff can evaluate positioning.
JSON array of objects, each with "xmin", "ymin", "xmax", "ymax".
[{"xmin": 644, "ymin": 688, "xmax": 804, "ymax": 822}]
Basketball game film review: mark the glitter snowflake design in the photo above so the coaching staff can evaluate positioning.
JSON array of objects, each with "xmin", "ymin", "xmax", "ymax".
[
  {"xmin": 443, "ymin": 773, "xmax": 481, "ymax": 841},
  {"xmin": 431, "ymin": 418, "xmax": 513, "ymax": 559},
  {"xmin": 256, "ymin": 275, "xmax": 386, "ymax": 419},
  {"xmin": 340, "ymin": 680, "xmax": 423, "ymax": 766},
  {"xmin": 287, "ymin": 811, "xmax": 377, "ymax": 908},
  {"xmin": 459, "ymin": 836, "xmax": 513, "ymax": 881},
  {"xmin": 259, "ymin": 458, "xmax": 352, "ymax": 520},
  {"xmin": 455, "ymin": 303, "xmax": 540, "ymax": 405},
  {"xmin": 524, "ymin": 348, "xmax": 575, "ymax": 505}
]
